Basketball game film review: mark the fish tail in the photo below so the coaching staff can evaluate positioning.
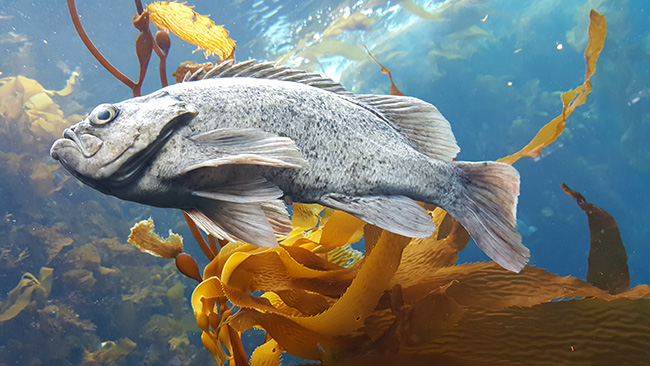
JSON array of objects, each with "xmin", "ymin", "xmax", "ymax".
[{"xmin": 448, "ymin": 161, "xmax": 529, "ymax": 272}]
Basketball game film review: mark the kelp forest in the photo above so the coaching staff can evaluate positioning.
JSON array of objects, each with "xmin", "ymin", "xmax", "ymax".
[{"xmin": 1, "ymin": 1, "xmax": 649, "ymax": 365}]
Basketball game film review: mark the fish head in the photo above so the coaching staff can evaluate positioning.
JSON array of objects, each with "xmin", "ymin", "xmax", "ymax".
[{"xmin": 50, "ymin": 91, "xmax": 197, "ymax": 193}]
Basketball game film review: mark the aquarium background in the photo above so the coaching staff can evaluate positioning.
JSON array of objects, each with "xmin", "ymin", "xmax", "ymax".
[{"xmin": 0, "ymin": 0, "xmax": 648, "ymax": 365}]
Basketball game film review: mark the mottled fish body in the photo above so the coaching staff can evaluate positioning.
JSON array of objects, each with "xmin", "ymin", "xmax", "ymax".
[{"xmin": 51, "ymin": 60, "xmax": 529, "ymax": 272}]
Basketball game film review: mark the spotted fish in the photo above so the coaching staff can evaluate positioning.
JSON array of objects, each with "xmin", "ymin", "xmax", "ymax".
[{"xmin": 50, "ymin": 60, "xmax": 529, "ymax": 272}]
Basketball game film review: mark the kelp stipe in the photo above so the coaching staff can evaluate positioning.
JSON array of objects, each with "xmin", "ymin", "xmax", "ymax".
[
  {"xmin": 66, "ymin": 1, "xmax": 161, "ymax": 96},
  {"xmin": 67, "ymin": 0, "xmax": 235, "ymax": 97}
]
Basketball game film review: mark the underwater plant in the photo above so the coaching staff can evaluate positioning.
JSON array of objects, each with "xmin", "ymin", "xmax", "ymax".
[
  {"xmin": 0, "ymin": 73, "xmax": 80, "ymax": 202},
  {"xmin": 0, "ymin": 267, "xmax": 52, "ymax": 323},
  {"xmin": 66, "ymin": 0, "xmax": 235, "ymax": 97},
  {"xmin": 561, "ymin": 183, "xmax": 630, "ymax": 294}
]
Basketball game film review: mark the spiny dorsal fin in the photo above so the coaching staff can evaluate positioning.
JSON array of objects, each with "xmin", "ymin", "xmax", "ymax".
[
  {"xmin": 183, "ymin": 61, "xmax": 459, "ymax": 162},
  {"xmin": 183, "ymin": 59, "xmax": 350, "ymax": 95},
  {"xmin": 352, "ymin": 94, "xmax": 460, "ymax": 162}
]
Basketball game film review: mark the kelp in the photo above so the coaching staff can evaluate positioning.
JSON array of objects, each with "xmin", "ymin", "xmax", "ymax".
[
  {"xmin": 29, "ymin": 223, "xmax": 74, "ymax": 262},
  {"xmin": 299, "ymin": 40, "xmax": 367, "ymax": 63},
  {"xmin": 147, "ymin": 1, "xmax": 235, "ymax": 61},
  {"xmin": 38, "ymin": 303, "xmax": 97, "ymax": 334},
  {"xmin": 322, "ymin": 13, "xmax": 377, "ymax": 39},
  {"xmin": 498, "ymin": 10, "xmax": 606, "ymax": 165},
  {"xmin": 128, "ymin": 218, "xmax": 183, "ymax": 259},
  {"xmin": 67, "ymin": 0, "xmax": 234, "ymax": 96},
  {"xmin": 399, "ymin": 0, "xmax": 446, "ymax": 21},
  {"xmin": 561, "ymin": 183, "xmax": 630, "ymax": 294},
  {"xmin": 413, "ymin": 298, "xmax": 650, "ymax": 365},
  {"xmin": 172, "ymin": 61, "xmax": 216, "ymax": 83},
  {"xmin": 185, "ymin": 198, "xmax": 650, "ymax": 365},
  {"xmin": 0, "ymin": 73, "xmax": 81, "ymax": 145},
  {"xmin": 360, "ymin": 45, "xmax": 404, "ymax": 96},
  {"xmin": 0, "ymin": 267, "xmax": 52, "ymax": 322},
  {"xmin": 67, "ymin": 0, "xmax": 164, "ymax": 97},
  {"xmin": 128, "ymin": 218, "xmax": 202, "ymax": 283},
  {"xmin": 0, "ymin": 73, "xmax": 79, "ymax": 199}
]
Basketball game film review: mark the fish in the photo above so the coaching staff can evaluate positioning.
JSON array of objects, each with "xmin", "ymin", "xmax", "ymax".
[{"xmin": 50, "ymin": 60, "xmax": 529, "ymax": 272}]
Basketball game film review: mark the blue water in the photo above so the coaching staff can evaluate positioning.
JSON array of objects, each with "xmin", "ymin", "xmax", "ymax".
[{"xmin": 1, "ymin": 0, "xmax": 649, "ymax": 365}]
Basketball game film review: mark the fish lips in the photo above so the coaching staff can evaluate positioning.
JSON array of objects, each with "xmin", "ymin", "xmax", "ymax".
[
  {"xmin": 51, "ymin": 128, "xmax": 103, "ymax": 160},
  {"xmin": 50, "ymin": 127, "xmax": 105, "ymax": 184}
]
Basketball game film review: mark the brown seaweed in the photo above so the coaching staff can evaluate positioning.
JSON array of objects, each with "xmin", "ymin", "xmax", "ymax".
[
  {"xmin": 187, "ymin": 199, "xmax": 650, "ymax": 365},
  {"xmin": 360, "ymin": 44, "xmax": 404, "ymax": 96},
  {"xmin": 127, "ymin": 218, "xmax": 202, "ymax": 283},
  {"xmin": 0, "ymin": 268, "xmax": 52, "ymax": 322},
  {"xmin": 67, "ymin": 0, "xmax": 235, "ymax": 96},
  {"xmin": 561, "ymin": 183, "xmax": 630, "ymax": 294}
]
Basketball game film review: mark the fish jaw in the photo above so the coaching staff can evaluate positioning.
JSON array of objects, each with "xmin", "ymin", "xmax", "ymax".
[
  {"xmin": 50, "ymin": 122, "xmax": 140, "ymax": 182},
  {"xmin": 50, "ymin": 133, "xmax": 114, "ymax": 195}
]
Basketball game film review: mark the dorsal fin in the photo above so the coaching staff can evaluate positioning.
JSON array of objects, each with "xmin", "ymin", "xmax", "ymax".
[
  {"xmin": 352, "ymin": 94, "xmax": 460, "ymax": 162},
  {"xmin": 182, "ymin": 59, "xmax": 350, "ymax": 95},
  {"xmin": 182, "ymin": 60, "xmax": 459, "ymax": 162}
]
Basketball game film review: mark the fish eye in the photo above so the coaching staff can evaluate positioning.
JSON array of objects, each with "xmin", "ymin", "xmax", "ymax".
[{"xmin": 89, "ymin": 104, "xmax": 119, "ymax": 126}]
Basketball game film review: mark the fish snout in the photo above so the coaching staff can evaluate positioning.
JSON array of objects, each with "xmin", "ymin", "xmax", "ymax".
[{"xmin": 50, "ymin": 128, "xmax": 78, "ymax": 161}]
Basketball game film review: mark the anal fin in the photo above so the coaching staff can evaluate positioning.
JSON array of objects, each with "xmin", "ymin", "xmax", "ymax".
[{"xmin": 319, "ymin": 193, "xmax": 435, "ymax": 238}]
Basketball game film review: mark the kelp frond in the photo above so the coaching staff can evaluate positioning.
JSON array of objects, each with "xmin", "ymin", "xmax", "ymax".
[
  {"xmin": 498, "ymin": 10, "xmax": 606, "ymax": 165},
  {"xmin": 146, "ymin": 1, "xmax": 236, "ymax": 61},
  {"xmin": 128, "ymin": 218, "xmax": 183, "ymax": 259}
]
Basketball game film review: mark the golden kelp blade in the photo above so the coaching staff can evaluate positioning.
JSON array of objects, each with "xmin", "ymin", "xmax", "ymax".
[
  {"xmin": 319, "ymin": 210, "xmax": 366, "ymax": 247},
  {"xmin": 127, "ymin": 218, "xmax": 183, "ymax": 259},
  {"xmin": 498, "ymin": 10, "xmax": 606, "ymax": 165},
  {"xmin": 561, "ymin": 183, "xmax": 630, "ymax": 294},
  {"xmin": 147, "ymin": 1, "xmax": 235, "ymax": 60},
  {"xmin": 250, "ymin": 339, "xmax": 281, "ymax": 366},
  {"xmin": 219, "ymin": 246, "xmax": 356, "ymax": 296}
]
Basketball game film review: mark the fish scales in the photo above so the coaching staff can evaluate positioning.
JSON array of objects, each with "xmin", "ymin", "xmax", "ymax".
[
  {"xmin": 50, "ymin": 60, "xmax": 529, "ymax": 272},
  {"xmin": 161, "ymin": 78, "xmax": 452, "ymax": 201}
]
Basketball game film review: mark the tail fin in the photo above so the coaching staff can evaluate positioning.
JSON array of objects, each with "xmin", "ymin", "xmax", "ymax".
[{"xmin": 449, "ymin": 161, "xmax": 529, "ymax": 272}]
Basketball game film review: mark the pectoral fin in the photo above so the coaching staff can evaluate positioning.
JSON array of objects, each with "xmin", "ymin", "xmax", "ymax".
[
  {"xmin": 182, "ymin": 128, "xmax": 308, "ymax": 173},
  {"xmin": 319, "ymin": 193, "xmax": 435, "ymax": 238},
  {"xmin": 192, "ymin": 177, "xmax": 283, "ymax": 203}
]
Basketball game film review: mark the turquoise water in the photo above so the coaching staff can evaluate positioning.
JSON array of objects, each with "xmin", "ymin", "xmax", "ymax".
[{"xmin": 0, "ymin": 0, "xmax": 648, "ymax": 365}]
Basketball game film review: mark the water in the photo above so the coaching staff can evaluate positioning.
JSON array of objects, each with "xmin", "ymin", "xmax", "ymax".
[{"xmin": 1, "ymin": 0, "xmax": 648, "ymax": 365}]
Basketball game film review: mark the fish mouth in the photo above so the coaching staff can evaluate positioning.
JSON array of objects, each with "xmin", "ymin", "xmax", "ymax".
[
  {"xmin": 50, "ymin": 129, "xmax": 77, "ymax": 161},
  {"xmin": 51, "ymin": 128, "xmax": 103, "ymax": 160},
  {"xmin": 50, "ymin": 131, "xmax": 107, "ymax": 194}
]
